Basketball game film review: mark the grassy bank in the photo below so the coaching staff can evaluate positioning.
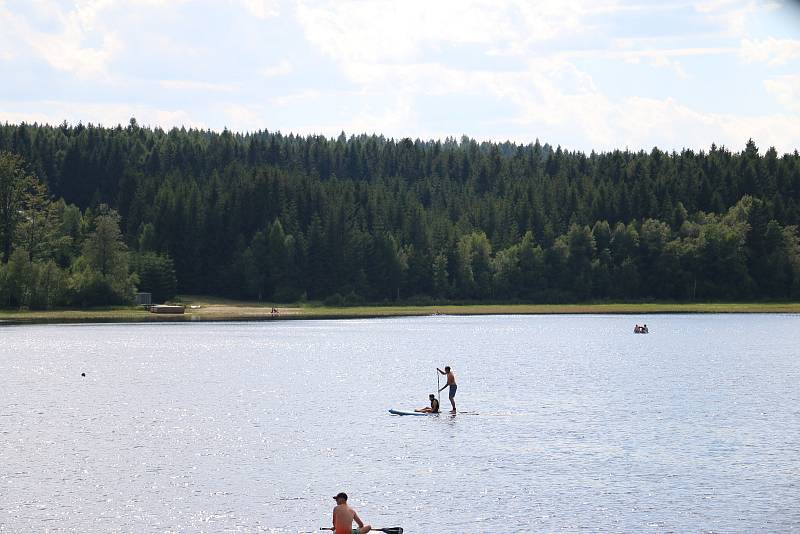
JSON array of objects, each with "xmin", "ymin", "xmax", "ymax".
[
  {"xmin": 299, "ymin": 301, "xmax": 800, "ymax": 318},
  {"xmin": 1, "ymin": 297, "xmax": 800, "ymax": 325},
  {"xmin": 0, "ymin": 306, "xmax": 170, "ymax": 324}
]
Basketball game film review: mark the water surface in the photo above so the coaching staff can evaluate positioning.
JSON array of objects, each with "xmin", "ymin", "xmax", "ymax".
[{"xmin": 2, "ymin": 314, "xmax": 799, "ymax": 532}]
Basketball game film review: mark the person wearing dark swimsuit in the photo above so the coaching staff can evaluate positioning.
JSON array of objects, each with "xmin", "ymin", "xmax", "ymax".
[{"xmin": 437, "ymin": 366, "xmax": 457, "ymax": 413}]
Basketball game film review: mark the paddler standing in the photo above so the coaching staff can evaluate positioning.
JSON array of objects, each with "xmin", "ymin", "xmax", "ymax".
[{"xmin": 437, "ymin": 366, "xmax": 457, "ymax": 413}]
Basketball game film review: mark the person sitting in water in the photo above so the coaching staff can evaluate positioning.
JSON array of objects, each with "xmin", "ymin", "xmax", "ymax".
[
  {"xmin": 415, "ymin": 394, "xmax": 440, "ymax": 413},
  {"xmin": 642, "ymin": 324, "xmax": 648, "ymax": 333}
]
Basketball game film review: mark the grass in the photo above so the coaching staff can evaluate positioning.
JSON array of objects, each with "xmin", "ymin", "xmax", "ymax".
[
  {"xmin": 0, "ymin": 306, "xmax": 154, "ymax": 324},
  {"xmin": 297, "ymin": 302, "xmax": 800, "ymax": 318},
  {"xmin": 3, "ymin": 298, "xmax": 799, "ymax": 326}
]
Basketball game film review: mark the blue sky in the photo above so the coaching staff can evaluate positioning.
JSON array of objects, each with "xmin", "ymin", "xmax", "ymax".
[{"xmin": 1, "ymin": 0, "xmax": 799, "ymax": 153}]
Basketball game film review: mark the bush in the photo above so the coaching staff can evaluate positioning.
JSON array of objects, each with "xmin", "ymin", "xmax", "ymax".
[
  {"xmin": 273, "ymin": 286, "xmax": 304, "ymax": 303},
  {"xmin": 29, "ymin": 260, "xmax": 68, "ymax": 309},
  {"xmin": 68, "ymin": 265, "xmax": 135, "ymax": 307},
  {"xmin": 0, "ymin": 262, "xmax": 8, "ymax": 307},
  {"xmin": 404, "ymin": 294, "xmax": 435, "ymax": 306},
  {"xmin": 324, "ymin": 292, "xmax": 365, "ymax": 307},
  {"xmin": 342, "ymin": 291, "xmax": 364, "ymax": 306},
  {"xmin": 134, "ymin": 252, "xmax": 177, "ymax": 303},
  {"xmin": 69, "ymin": 270, "xmax": 120, "ymax": 307},
  {"xmin": 323, "ymin": 293, "xmax": 345, "ymax": 307}
]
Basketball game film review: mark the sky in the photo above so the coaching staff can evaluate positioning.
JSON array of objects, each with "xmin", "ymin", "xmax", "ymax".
[{"xmin": 1, "ymin": 0, "xmax": 799, "ymax": 153}]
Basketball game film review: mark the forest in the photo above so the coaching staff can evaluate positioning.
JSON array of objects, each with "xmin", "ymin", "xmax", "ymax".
[{"xmin": 1, "ymin": 118, "xmax": 799, "ymax": 309}]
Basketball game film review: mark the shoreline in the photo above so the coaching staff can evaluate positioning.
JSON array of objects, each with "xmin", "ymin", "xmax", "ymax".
[{"xmin": 2, "ymin": 299, "xmax": 800, "ymax": 325}]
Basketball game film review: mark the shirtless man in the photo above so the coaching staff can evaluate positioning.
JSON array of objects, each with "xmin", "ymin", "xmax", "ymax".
[
  {"xmin": 331, "ymin": 492, "xmax": 371, "ymax": 534},
  {"xmin": 415, "ymin": 394, "xmax": 440, "ymax": 413},
  {"xmin": 437, "ymin": 366, "xmax": 457, "ymax": 413}
]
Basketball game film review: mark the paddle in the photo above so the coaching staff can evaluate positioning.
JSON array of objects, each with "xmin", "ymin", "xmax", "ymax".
[
  {"xmin": 320, "ymin": 529, "xmax": 403, "ymax": 534},
  {"xmin": 436, "ymin": 368, "xmax": 440, "ymax": 406}
]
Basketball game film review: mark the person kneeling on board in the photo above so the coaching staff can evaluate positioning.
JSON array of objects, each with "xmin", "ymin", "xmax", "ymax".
[
  {"xmin": 332, "ymin": 492, "xmax": 371, "ymax": 534},
  {"xmin": 415, "ymin": 394, "xmax": 440, "ymax": 413}
]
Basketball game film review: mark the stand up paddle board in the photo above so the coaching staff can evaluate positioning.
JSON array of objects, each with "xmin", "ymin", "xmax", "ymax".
[
  {"xmin": 388, "ymin": 409, "xmax": 478, "ymax": 416},
  {"xmin": 388, "ymin": 409, "xmax": 437, "ymax": 416}
]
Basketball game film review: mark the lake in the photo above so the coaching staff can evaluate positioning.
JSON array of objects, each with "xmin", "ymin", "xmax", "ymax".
[{"xmin": 1, "ymin": 314, "xmax": 799, "ymax": 532}]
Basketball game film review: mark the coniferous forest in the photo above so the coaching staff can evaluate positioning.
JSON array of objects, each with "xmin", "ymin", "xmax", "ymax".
[{"xmin": 1, "ymin": 119, "xmax": 800, "ymax": 309}]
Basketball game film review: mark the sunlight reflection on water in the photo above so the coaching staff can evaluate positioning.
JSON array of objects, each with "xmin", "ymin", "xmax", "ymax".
[{"xmin": 1, "ymin": 314, "xmax": 799, "ymax": 532}]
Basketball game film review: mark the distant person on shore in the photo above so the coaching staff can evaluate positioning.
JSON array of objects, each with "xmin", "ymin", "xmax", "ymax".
[
  {"xmin": 437, "ymin": 366, "xmax": 457, "ymax": 413},
  {"xmin": 415, "ymin": 394, "xmax": 440, "ymax": 413},
  {"xmin": 331, "ymin": 492, "xmax": 371, "ymax": 534}
]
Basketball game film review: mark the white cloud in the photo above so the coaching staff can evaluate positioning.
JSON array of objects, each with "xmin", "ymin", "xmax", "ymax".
[
  {"xmin": 265, "ymin": 43, "xmax": 800, "ymax": 152},
  {"xmin": 650, "ymin": 55, "xmax": 690, "ymax": 79},
  {"xmin": 261, "ymin": 59, "xmax": 293, "ymax": 78},
  {"xmin": 34, "ymin": 32, "xmax": 121, "ymax": 80},
  {"xmin": 764, "ymin": 75, "xmax": 800, "ymax": 113},
  {"xmin": 222, "ymin": 103, "xmax": 268, "ymax": 132},
  {"xmin": 574, "ymin": 95, "xmax": 800, "ymax": 154},
  {"xmin": 1, "ymin": 0, "xmax": 797, "ymax": 155},
  {"xmin": 585, "ymin": 2, "xmax": 693, "ymax": 15},
  {"xmin": 296, "ymin": 0, "xmax": 588, "ymax": 64},
  {"xmin": 159, "ymin": 79, "xmax": 240, "ymax": 92},
  {"xmin": 556, "ymin": 45, "xmax": 731, "ymax": 80},
  {"xmin": 561, "ymin": 46, "xmax": 734, "ymax": 60},
  {"xmin": 238, "ymin": 0, "xmax": 280, "ymax": 19},
  {"xmin": 494, "ymin": 62, "xmax": 618, "ymax": 147},
  {"xmin": 270, "ymin": 89, "xmax": 322, "ymax": 107},
  {"xmin": 332, "ymin": 96, "xmax": 418, "ymax": 137},
  {"xmin": 740, "ymin": 37, "xmax": 800, "ymax": 66},
  {"xmin": 0, "ymin": 0, "xmax": 121, "ymax": 79},
  {"xmin": 0, "ymin": 100, "xmax": 205, "ymax": 130},
  {"xmin": 338, "ymin": 62, "xmax": 472, "ymax": 95},
  {"xmin": 694, "ymin": 0, "xmax": 779, "ymax": 37}
]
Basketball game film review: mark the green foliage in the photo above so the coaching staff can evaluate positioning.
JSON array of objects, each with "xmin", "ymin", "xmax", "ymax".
[
  {"xmin": 30, "ymin": 260, "xmax": 68, "ymax": 310},
  {"xmin": 1, "ymin": 123, "xmax": 800, "ymax": 305},
  {"xmin": 5, "ymin": 248, "xmax": 34, "ymax": 307},
  {"xmin": 138, "ymin": 223, "xmax": 157, "ymax": 253},
  {"xmin": 0, "ymin": 261, "xmax": 7, "ymax": 306},
  {"xmin": 133, "ymin": 252, "xmax": 177, "ymax": 303},
  {"xmin": 83, "ymin": 211, "xmax": 127, "ymax": 277},
  {"xmin": 0, "ymin": 151, "xmax": 30, "ymax": 262},
  {"xmin": 68, "ymin": 267, "xmax": 126, "ymax": 307},
  {"xmin": 785, "ymin": 226, "xmax": 800, "ymax": 298},
  {"xmin": 456, "ymin": 232, "xmax": 492, "ymax": 298},
  {"xmin": 0, "ymin": 151, "xmax": 138, "ymax": 308},
  {"xmin": 324, "ymin": 291, "xmax": 365, "ymax": 307},
  {"xmin": 432, "ymin": 251, "xmax": 450, "ymax": 298}
]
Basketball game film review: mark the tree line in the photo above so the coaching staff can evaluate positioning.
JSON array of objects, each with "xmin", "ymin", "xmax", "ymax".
[{"xmin": 1, "ymin": 119, "xmax": 799, "ymax": 308}]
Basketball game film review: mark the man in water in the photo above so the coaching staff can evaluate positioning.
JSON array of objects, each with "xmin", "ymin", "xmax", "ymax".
[
  {"xmin": 437, "ymin": 366, "xmax": 457, "ymax": 413},
  {"xmin": 415, "ymin": 394, "xmax": 440, "ymax": 413},
  {"xmin": 331, "ymin": 492, "xmax": 371, "ymax": 534}
]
